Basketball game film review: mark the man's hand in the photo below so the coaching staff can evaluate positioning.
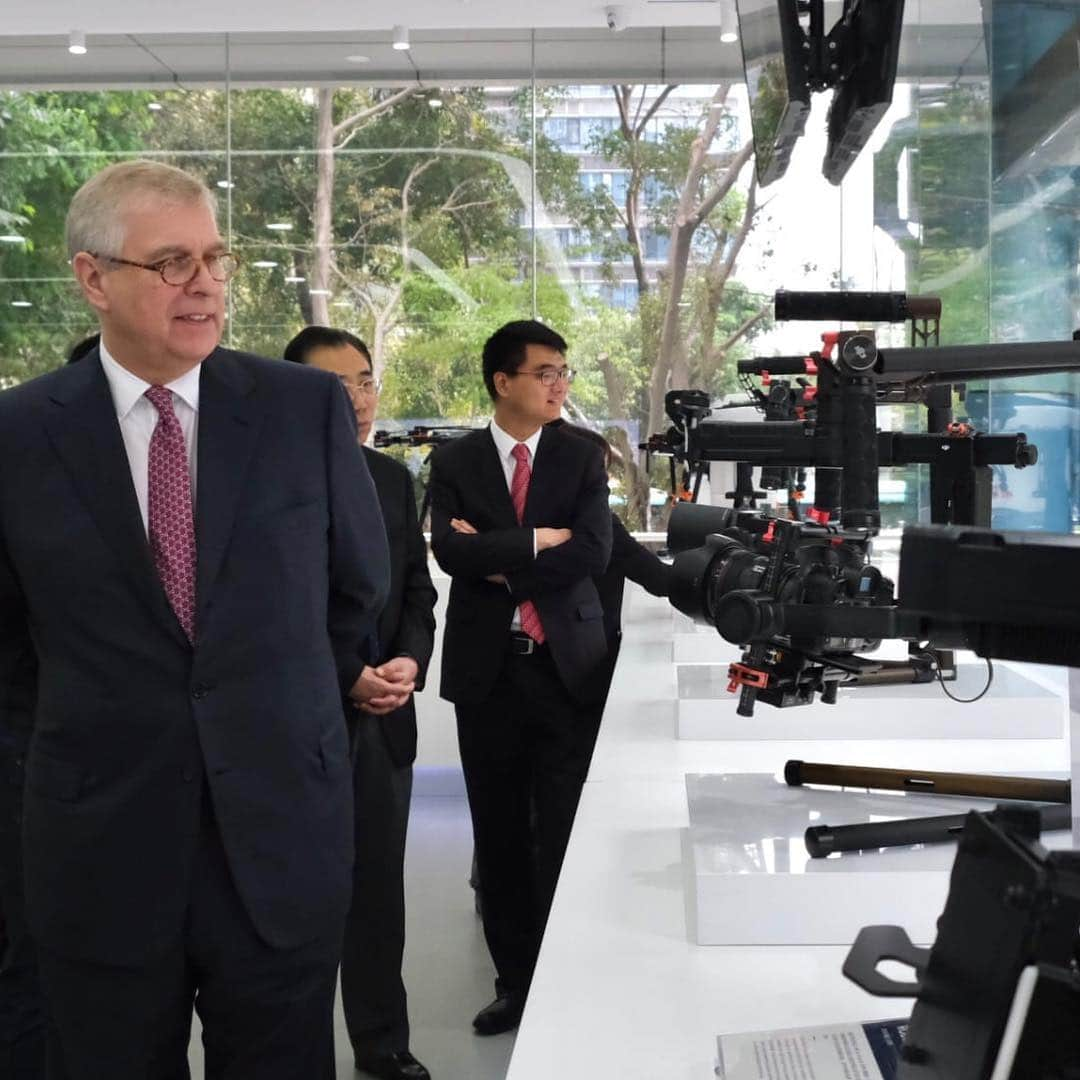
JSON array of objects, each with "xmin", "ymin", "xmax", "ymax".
[
  {"xmin": 348, "ymin": 663, "xmax": 414, "ymax": 716},
  {"xmin": 378, "ymin": 656, "xmax": 419, "ymax": 688},
  {"xmin": 536, "ymin": 527, "xmax": 572, "ymax": 551}
]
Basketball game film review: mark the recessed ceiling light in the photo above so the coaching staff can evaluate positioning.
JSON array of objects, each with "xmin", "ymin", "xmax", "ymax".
[
  {"xmin": 266, "ymin": 222, "xmax": 293, "ymax": 231},
  {"xmin": 392, "ymin": 25, "xmax": 410, "ymax": 51},
  {"xmin": 309, "ymin": 288, "xmax": 331, "ymax": 296},
  {"xmin": 0, "ymin": 234, "xmax": 25, "ymax": 243},
  {"xmin": 252, "ymin": 260, "xmax": 278, "ymax": 269},
  {"xmin": 11, "ymin": 300, "xmax": 32, "ymax": 308},
  {"xmin": 216, "ymin": 179, "xmax": 235, "ymax": 189},
  {"xmin": 284, "ymin": 275, "xmax": 305, "ymax": 283},
  {"xmin": 346, "ymin": 54, "xmax": 371, "ymax": 64},
  {"xmin": 148, "ymin": 101, "xmax": 163, "ymax": 112},
  {"xmin": 68, "ymin": 30, "xmax": 86, "ymax": 56},
  {"xmin": 484, "ymin": 86, "xmax": 518, "ymax": 94}
]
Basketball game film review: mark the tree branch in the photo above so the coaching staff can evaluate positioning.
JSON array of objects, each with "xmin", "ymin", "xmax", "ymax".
[
  {"xmin": 693, "ymin": 138, "xmax": 754, "ymax": 227},
  {"xmin": 635, "ymin": 84, "xmax": 677, "ymax": 137},
  {"xmin": 332, "ymin": 86, "xmax": 422, "ymax": 144}
]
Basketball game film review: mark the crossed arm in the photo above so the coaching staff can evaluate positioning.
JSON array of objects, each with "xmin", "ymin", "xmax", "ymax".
[{"xmin": 429, "ymin": 446, "xmax": 612, "ymax": 596}]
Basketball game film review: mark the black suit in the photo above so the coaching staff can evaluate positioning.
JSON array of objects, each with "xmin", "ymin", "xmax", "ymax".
[
  {"xmin": 593, "ymin": 516, "xmax": 671, "ymax": 704},
  {"xmin": 0, "ymin": 348, "xmax": 388, "ymax": 1079},
  {"xmin": 430, "ymin": 424, "xmax": 611, "ymax": 996},
  {"xmin": 341, "ymin": 447, "xmax": 436, "ymax": 1059},
  {"xmin": 0, "ymin": 629, "xmax": 44, "ymax": 1080}
]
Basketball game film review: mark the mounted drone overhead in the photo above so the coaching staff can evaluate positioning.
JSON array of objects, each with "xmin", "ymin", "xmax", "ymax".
[{"xmin": 735, "ymin": 0, "xmax": 906, "ymax": 186}]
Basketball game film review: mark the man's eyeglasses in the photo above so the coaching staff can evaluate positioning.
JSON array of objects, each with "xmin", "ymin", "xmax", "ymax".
[
  {"xmin": 340, "ymin": 375, "xmax": 382, "ymax": 396},
  {"xmin": 509, "ymin": 366, "xmax": 576, "ymax": 387},
  {"xmin": 90, "ymin": 251, "xmax": 241, "ymax": 286}
]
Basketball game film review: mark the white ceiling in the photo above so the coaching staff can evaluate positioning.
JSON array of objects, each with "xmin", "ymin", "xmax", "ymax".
[
  {"xmin": 0, "ymin": 0, "xmax": 982, "ymax": 36},
  {"xmin": 0, "ymin": 2, "xmax": 988, "ymax": 88}
]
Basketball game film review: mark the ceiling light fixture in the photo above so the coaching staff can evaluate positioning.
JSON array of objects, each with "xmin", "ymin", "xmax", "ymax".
[
  {"xmin": 429, "ymin": 97, "xmax": 443, "ymax": 108},
  {"xmin": 309, "ymin": 288, "xmax": 331, "ymax": 296},
  {"xmin": 392, "ymin": 25, "xmax": 410, "ymax": 51},
  {"xmin": 284, "ymin": 275, "xmax": 306, "ymax": 283},
  {"xmin": 11, "ymin": 300, "xmax": 32, "ymax": 308},
  {"xmin": 68, "ymin": 30, "xmax": 87, "ymax": 55},
  {"xmin": 266, "ymin": 222, "xmax": 293, "ymax": 231},
  {"xmin": 252, "ymin": 260, "xmax": 278, "ymax": 269},
  {"xmin": 148, "ymin": 101, "xmax": 163, "ymax": 111},
  {"xmin": 719, "ymin": 2, "xmax": 739, "ymax": 44},
  {"xmin": 346, "ymin": 54, "xmax": 371, "ymax": 64},
  {"xmin": 216, "ymin": 179, "xmax": 235, "ymax": 189},
  {"xmin": 0, "ymin": 234, "xmax": 26, "ymax": 243}
]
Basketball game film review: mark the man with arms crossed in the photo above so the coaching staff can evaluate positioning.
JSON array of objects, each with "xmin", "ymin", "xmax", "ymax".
[
  {"xmin": 0, "ymin": 161, "xmax": 389, "ymax": 1079},
  {"xmin": 429, "ymin": 320, "xmax": 612, "ymax": 1035},
  {"xmin": 284, "ymin": 326, "xmax": 436, "ymax": 1080}
]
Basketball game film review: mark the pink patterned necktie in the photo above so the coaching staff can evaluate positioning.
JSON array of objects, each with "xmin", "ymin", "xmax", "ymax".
[
  {"xmin": 510, "ymin": 443, "xmax": 545, "ymax": 644},
  {"xmin": 145, "ymin": 385, "xmax": 197, "ymax": 643}
]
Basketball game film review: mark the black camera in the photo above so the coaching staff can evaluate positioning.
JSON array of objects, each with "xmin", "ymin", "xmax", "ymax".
[{"xmin": 668, "ymin": 503, "xmax": 893, "ymax": 713}]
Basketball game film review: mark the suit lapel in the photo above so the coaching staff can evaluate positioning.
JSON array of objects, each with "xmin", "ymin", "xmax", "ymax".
[
  {"xmin": 194, "ymin": 349, "xmax": 262, "ymax": 627},
  {"xmin": 479, "ymin": 430, "xmax": 518, "ymax": 527},
  {"xmin": 43, "ymin": 351, "xmax": 187, "ymax": 646},
  {"xmin": 524, "ymin": 425, "xmax": 559, "ymax": 525}
]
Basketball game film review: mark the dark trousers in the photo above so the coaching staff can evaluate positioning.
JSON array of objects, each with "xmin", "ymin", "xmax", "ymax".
[
  {"xmin": 456, "ymin": 642, "xmax": 600, "ymax": 996},
  {"xmin": 341, "ymin": 713, "xmax": 413, "ymax": 1058},
  {"xmin": 36, "ymin": 794, "xmax": 343, "ymax": 1080},
  {"xmin": 1, "ymin": 746, "xmax": 46, "ymax": 1080}
]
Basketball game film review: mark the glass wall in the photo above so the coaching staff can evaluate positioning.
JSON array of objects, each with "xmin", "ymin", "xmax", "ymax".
[{"xmin": 1, "ymin": 7, "xmax": 1077, "ymax": 531}]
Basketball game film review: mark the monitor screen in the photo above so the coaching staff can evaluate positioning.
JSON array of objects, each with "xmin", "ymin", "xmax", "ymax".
[
  {"xmin": 821, "ymin": 0, "xmax": 906, "ymax": 185},
  {"xmin": 735, "ymin": 0, "xmax": 812, "ymax": 187}
]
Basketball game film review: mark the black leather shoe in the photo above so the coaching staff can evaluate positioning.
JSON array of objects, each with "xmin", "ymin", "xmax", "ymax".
[
  {"xmin": 354, "ymin": 1049, "xmax": 431, "ymax": 1080},
  {"xmin": 472, "ymin": 992, "xmax": 525, "ymax": 1036}
]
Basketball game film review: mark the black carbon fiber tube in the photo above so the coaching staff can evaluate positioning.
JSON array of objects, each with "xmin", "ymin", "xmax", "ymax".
[
  {"xmin": 841, "ymin": 376, "xmax": 880, "ymax": 531},
  {"xmin": 805, "ymin": 803, "xmax": 1071, "ymax": 858},
  {"xmin": 774, "ymin": 290, "xmax": 941, "ymax": 323}
]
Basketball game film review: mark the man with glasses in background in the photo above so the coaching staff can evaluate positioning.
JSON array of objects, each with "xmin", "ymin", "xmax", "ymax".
[
  {"xmin": 0, "ymin": 160, "xmax": 389, "ymax": 1078},
  {"xmin": 284, "ymin": 326, "xmax": 436, "ymax": 1080},
  {"xmin": 429, "ymin": 320, "xmax": 612, "ymax": 1036}
]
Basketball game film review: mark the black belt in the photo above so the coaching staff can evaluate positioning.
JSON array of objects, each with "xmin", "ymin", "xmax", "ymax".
[{"xmin": 509, "ymin": 632, "xmax": 544, "ymax": 655}]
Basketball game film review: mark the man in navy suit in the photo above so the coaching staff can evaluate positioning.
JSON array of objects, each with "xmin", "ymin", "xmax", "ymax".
[
  {"xmin": 0, "ymin": 161, "xmax": 389, "ymax": 1079},
  {"xmin": 429, "ymin": 321, "xmax": 612, "ymax": 1035},
  {"xmin": 284, "ymin": 326, "xmax": 437, "ymax": 1080}
]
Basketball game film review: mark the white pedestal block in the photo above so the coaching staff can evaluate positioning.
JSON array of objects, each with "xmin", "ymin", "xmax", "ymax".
[
  {"xmin": 676, "ymin": 662, "xmax": 1064, "ymax": 740},
  {"xmin": 684, "ymin": 772, "xmax": 1070, "ymax": 946},
  {"xmin": 671, "ymin": 610, "xmax": 743, "ymax": 664}
]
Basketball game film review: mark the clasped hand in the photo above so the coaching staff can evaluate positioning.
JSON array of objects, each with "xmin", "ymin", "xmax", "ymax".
[
  {"xmin": 348, "ymin": 656, "xmax": 419, "ymax": 715},
  {"xmin": 449, "ymin": 517, "xmax": 571, "ymax": 586}
]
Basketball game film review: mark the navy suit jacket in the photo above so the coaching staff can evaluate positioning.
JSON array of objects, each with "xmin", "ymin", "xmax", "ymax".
[
  {"xmin": 429, "ymin": 424, "xmax": 612, "ymax": 706},
  {"xmin": 0, "ymin": 347, "xmax": 389, "ymax": 965}
]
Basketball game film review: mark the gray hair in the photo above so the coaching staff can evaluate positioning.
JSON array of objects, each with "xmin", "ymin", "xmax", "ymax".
[{"xmin": 65, "ymin": 160, "xmax": 217, "ymax": 259}]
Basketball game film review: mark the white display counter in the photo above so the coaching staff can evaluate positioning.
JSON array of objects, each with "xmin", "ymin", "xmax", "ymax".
[{"xmin": 505, "ymin": 585, "xmax": 1072, "ymax": 1080}]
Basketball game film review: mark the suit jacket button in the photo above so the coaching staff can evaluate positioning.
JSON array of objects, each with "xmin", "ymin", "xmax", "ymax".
[
  {"xmin": 191, "ymin": 684, "xmax": 208, "ymax": 700},
  {"xmin": 182, "ymin": 768, "xmax": 195, "ymax": 783}
]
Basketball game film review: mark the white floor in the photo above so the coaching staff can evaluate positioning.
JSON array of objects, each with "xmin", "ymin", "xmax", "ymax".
[{"xmin": 188, "ymin": 792, "xmax": 515, "ymax": 1080}]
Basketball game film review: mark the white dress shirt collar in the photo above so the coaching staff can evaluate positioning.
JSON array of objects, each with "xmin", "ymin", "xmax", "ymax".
[
  {"xmin": 489, "ymin": 418, "xmax": 542, "ymax": 464},
  {"xmin": 98, "ymin": 339, "xmax": 202, "ymax": 419}
]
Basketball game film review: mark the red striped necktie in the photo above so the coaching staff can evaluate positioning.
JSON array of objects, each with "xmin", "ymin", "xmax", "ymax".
[{"xmin": 510, "ymin": 442, "xmax": 545, "ymax": 644}]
